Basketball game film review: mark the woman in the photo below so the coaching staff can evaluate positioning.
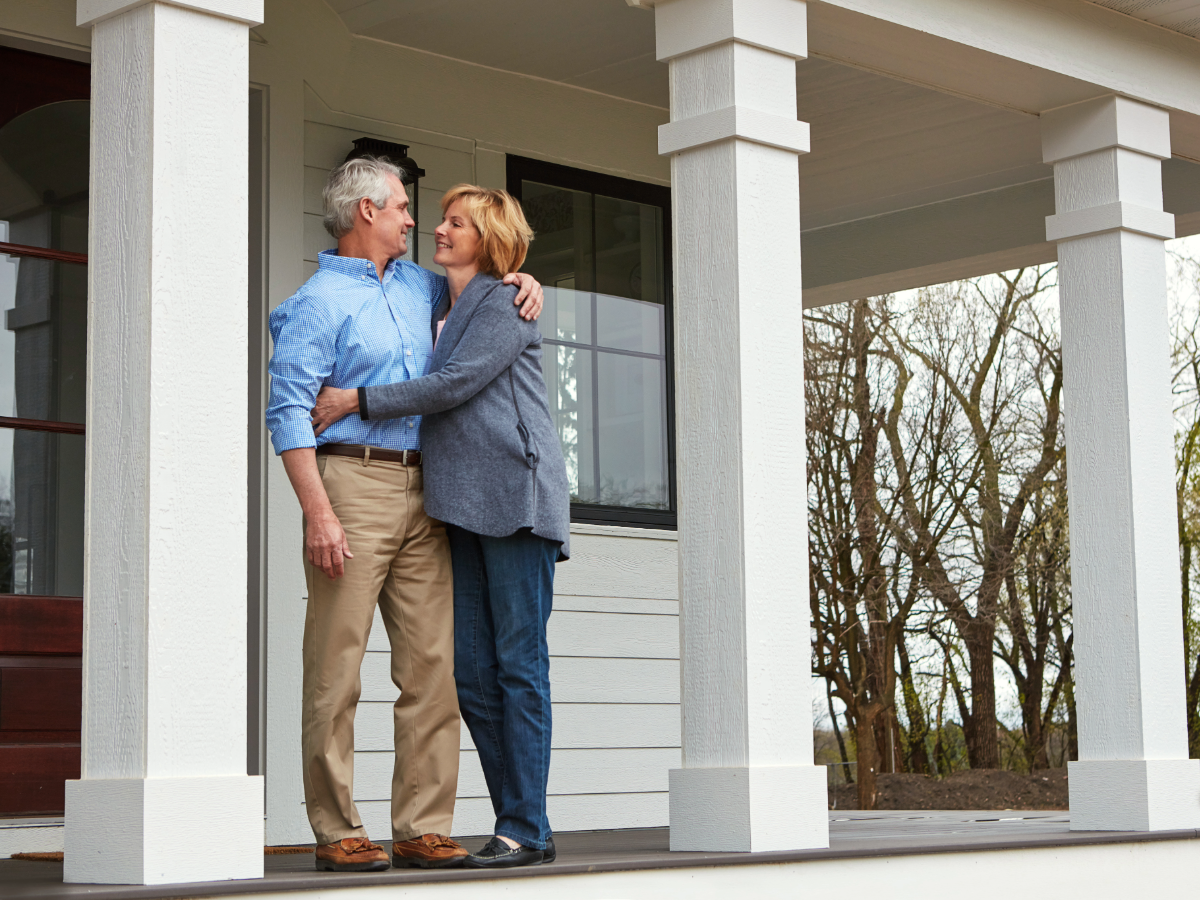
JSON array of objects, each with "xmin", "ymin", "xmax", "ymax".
[{"xmin": 310, "ymin": 185, "xmax": 570, "ymax": 869}]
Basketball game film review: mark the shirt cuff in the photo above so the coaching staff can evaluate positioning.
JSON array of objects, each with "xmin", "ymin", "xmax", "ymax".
[
  {"xmin": 270, "ymin": 420, "xmax": 318, "ymax": 455},
  {"xmin": 358, "ymin": 386, "xmax": 370, "ymax": 421}
]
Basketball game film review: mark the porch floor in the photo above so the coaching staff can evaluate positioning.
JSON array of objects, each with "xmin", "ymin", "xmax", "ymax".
[{"xmin": 4, "ymin": 811, "xmax": 1198, "ymax": 900}]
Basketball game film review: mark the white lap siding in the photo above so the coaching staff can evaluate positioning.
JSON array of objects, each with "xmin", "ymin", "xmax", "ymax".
[{"xmin": 353, "ymin": 525, "xmax": 681, "ymax": 838}]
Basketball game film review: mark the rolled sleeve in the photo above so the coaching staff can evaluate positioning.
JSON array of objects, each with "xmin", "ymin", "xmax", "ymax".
[
  {"xmin": 268, "ymin": 418, "xmax": 318, "ymax": 455},
  {"xmin": 266, "ymin": 297, "xmax": 339, "ymax": 455}
]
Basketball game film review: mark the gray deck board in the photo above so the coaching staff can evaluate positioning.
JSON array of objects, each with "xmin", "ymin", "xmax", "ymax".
[{"xmin": 3, "ymin": 812, "xmax": 1198, "ymax": 899}]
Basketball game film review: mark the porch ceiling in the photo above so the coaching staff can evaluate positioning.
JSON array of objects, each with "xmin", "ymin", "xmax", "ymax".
[
  {"xmin": 1087, "ymin": 0, "xmax": 1200, "ymax": 39},
  {"xmin": 796, "ymin": 58, "xmax": 1046, "ymax": 231},
  {"xmin": 324, "ymin": 1, "xmax": 1047, "ymax": 225},
  {"xmin": 324, "ymin": 0, "xmax": 665, "ymax": 107},
  {"xmin": 323, "ymin": 0, "xmax": 1200, "ymax": 302}
]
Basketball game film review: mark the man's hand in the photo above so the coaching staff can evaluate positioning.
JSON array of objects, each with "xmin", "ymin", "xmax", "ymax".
[
  {"xmin": 305, "ymin": 508, "xmax": 353, "ymax": 580},
  {"xmin": 281, "ymin": 448, "xmax": 354, "ymax": 580},
  {"xmin": 504, "ymin": 272, "xmax": 544, "ymax": 321},
  {"xmin": 312, "ymin": 385, "xmax": 360, "ymax": 435}
]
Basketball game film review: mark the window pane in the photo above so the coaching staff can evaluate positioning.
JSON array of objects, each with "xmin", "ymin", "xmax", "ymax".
[
  {"xmin": 595, "ymin": 293, "xmax": 664, "ymax": 355},
  {"xmin": 596, "ymin": 352, "xmax": 669, "ymax": 510},
  {"xmin": 0, "ymin": 428, "xmax": 84, "ymax": 596},
  {"xmin": 0, "ymin": 99, "xmax": 89, "ymax": 426},
  {"xmin": 522, "ymin": 181, "xmax": 594, "ymax": 294},
  {"xmin": 0, "ymin": 99, "xmax": 89, "ymax": 253},
  {"xmin": 0, "ymin": 252, "xmax": 87, "ymax": 424},
  {"xmin": 594, "ymin": 195, "xmax": 663, "ymax": 305},
  {"xmin": 539, "ymin": 285, "xmax": 591, "ymax": 346},
  {"xmin": 542, "ymin": 342, "xmax": 595, "ymax": 505}
]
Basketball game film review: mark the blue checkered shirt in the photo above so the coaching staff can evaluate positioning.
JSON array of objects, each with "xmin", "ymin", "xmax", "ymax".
[{"xmin": 266, "ymin": 250, "xmax": 447, "ymax": 455}]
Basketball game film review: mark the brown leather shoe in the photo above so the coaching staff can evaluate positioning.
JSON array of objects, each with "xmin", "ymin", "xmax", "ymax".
[
  {"xmin": 315, "ymin": 837, "xmax": 390, "ymax": 872},
  {"xmin": 392, "ymin": 834, "xmax": 469, "ymax": 869}
]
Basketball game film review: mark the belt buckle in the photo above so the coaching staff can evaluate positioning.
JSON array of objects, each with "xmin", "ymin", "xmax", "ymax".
[{"xmin": 402, "ymin": 449, "xmax": 409, "ymax": 466}]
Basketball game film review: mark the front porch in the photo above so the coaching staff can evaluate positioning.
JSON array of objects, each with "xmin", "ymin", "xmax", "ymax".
[
  {"xmin": 6, "ymin": 813, "xmax": 1200, "ymax": 900},
  {"xmin": 4, "ymin": 0, "xmax": 1200, "ymax": 889}
]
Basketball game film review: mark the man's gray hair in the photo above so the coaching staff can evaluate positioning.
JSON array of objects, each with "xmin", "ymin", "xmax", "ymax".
[{"xmin": 322, "ymin": 156, "xmax": 406, "ymax": 239}]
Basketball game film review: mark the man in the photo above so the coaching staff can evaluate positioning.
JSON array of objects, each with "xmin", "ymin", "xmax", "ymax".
[{"xmin": 266, "ymin": 157, "xmax": 543, "ymax": 872}]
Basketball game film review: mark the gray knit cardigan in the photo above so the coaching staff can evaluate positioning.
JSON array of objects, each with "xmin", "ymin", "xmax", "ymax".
[{"xmin": 361, "ymin": 273, "xmax": 571, "ymax": 559}]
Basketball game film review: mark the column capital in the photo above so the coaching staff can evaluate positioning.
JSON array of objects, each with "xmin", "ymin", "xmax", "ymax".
[
  {"xmin": 1041, "ymin": 95, "xmax": 1171, "ymax": 164},
  {"xmin": 633, "ymin": 0, "xmax": 807, "ymax": 62},
  {"xmin": 1046, "ymin": 201, "xmax": 1174, "ymax": 242},
  {"xmin": 660, "ymin": 105, "xmax": 810, "ymax": 156},
  {"xmin": 78, "ymin": 0, "xmax": 263, "ymax": 27}
]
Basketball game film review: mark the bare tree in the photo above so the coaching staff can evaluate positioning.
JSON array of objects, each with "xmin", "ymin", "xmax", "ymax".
[
  {"xmin": 808, "ymin": 265, "xmax": 1078, "ymax": 795},
  {"xmin": 807, "ymin": 297, "xmax": 916, "ymax": 808},
  {"xmin": 996, "ymin": 472, "xmax": 1072, "ymax": 770},
  {"xmin": 1169, "ymin": 243, "xmax": 1200, "ymax": 756},
  {"xmin": 880, "ymin": 268, "xmax": 1061, "ymax": 769}
]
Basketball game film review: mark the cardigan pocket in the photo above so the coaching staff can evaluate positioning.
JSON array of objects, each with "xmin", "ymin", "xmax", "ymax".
[
  {"xmin": 517, "ymin": 420, "xmax": 539, "ymax": 469},
  {"xmin": 511, "ymin": 366, "xmax": 538, "ymax": 469}
]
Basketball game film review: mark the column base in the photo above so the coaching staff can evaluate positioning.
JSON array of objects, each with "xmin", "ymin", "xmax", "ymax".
[
  {"xmin": 64, "ymin": 775, "xmax": 264, "ymax": 884},
  {"xmin": 1069, "ymin": 759, "xmax": 1200, "ymax": 832},
  {"xmin": 669, "ymin": 765, "xmax": 829, "ymax": 851}
]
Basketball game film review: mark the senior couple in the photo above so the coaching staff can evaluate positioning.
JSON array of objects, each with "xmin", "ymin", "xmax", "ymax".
[{"xmin": 266, "ymin": 155, "xmax": 569, "ymax": 872}]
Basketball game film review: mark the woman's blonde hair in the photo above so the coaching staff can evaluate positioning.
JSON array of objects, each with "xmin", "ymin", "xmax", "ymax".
[{"xmin": 440, "ymin": 184, "xmax": 534, "ymax": 279}]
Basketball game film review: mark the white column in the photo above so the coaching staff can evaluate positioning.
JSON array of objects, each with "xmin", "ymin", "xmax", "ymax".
[
  {"xmin": 66, "ymin": 0, "xmax": 264, "ymax": 884},
  {"xmin": 630, "ymin": 0, "xmax": 826, "ymax": 851},
  {"xmin": 1042, "ymin": 95, "xmax": 1200, "ymax": 832}
]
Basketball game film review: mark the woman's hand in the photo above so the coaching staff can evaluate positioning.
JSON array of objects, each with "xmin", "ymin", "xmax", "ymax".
[{"xmin": 311, "ymin": 386, "xmax": 359, "ymax": 436}]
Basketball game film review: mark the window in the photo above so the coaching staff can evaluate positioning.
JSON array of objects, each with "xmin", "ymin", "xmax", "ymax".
[
  {"xmin": 509, "ymin": 156, "xmax": 675, "ymax": 528},
  {"xmin": 0, "ymin": 45, "xmax": 89, "ymax": 818}
]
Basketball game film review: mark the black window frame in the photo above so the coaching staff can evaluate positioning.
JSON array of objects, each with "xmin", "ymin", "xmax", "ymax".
[{"xmin": 508, "ymin": 154, "xmax": 676, "ymax": 530}]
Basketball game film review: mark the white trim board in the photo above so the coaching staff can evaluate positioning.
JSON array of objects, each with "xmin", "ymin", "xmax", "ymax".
[
  {"xmin": 0, "ymin": 819, "xmax": 64, "ymax": 857},
  {"xmin": 570, "ymin": 523, "xmax": 678, "ymax": 540}
]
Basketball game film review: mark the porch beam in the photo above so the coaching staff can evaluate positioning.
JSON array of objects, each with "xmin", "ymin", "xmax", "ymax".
[
  {"xmin": 809, "ymin": 0, "xmax": 1200, "ymax": 119},
  {"xmin": 65, "ymin": 0, "xmax": 264, "ymax": 884},
  {"xmin": 644, "ymin": 0, "xmax": 829, "ymax": 852},
  {"xmin": 801, "ymin": 155, "xmax": 1200, "ymax": 307},
  {"xmin": 1043, "ymin": 95, "xmax": 1200, "ymax": 832},
  {"xmin": 801, "ymin": 179, "xmax": 1055, "ymax": 307}
]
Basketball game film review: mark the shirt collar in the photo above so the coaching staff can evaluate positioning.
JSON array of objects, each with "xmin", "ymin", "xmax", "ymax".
[{"xmin": 318, "ymin": 249, "xmax": 400, "ymax": 281}]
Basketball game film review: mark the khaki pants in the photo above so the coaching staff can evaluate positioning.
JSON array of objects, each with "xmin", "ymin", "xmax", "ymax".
[{"xmin": 302, "ymin": 453, "xmax": 459, "ymax": 845}]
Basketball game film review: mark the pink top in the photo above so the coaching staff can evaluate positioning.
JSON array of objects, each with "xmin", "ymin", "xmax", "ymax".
[{"xmin": 435, "ymin": 318, "xmax": 446, "ymax": 348}]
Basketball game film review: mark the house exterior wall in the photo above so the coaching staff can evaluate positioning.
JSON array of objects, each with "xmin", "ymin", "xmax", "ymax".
[
  {"xmin": 0, "ymin": 0, "xmax": 680, "ymax": 850},
  {"xmin": 252, "ymin": 0, "xmax": 678, "ymax": 843},
  {"xmin": 293, "ymin": 103, "xmax": 685, "ymax": 826}
]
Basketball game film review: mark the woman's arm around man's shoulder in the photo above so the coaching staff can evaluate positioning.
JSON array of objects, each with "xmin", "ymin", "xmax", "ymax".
[{"xmin": 363, "ymin": 277, "xmax": 535, "ymax": 419}]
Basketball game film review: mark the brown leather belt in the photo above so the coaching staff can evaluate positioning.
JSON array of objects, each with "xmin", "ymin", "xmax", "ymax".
[{"xmin": 317, "ymin": 444, "xmax": 422, "ymax": 466}]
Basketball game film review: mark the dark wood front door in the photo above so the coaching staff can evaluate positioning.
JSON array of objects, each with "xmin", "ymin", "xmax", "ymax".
[{"xmin": 0, "ymin": 45, "xmax": 89, "ymax": 818}]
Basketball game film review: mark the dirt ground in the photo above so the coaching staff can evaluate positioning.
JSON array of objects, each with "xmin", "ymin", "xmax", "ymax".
[{"xmin": 828, "ymin": 768, "xmax": 1069, "ymax": 810}]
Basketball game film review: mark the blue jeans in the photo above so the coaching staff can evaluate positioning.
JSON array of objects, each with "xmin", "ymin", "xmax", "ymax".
[{"xmin": 448, "ymin": 525, "xmax": 557, "ymax": 849}]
